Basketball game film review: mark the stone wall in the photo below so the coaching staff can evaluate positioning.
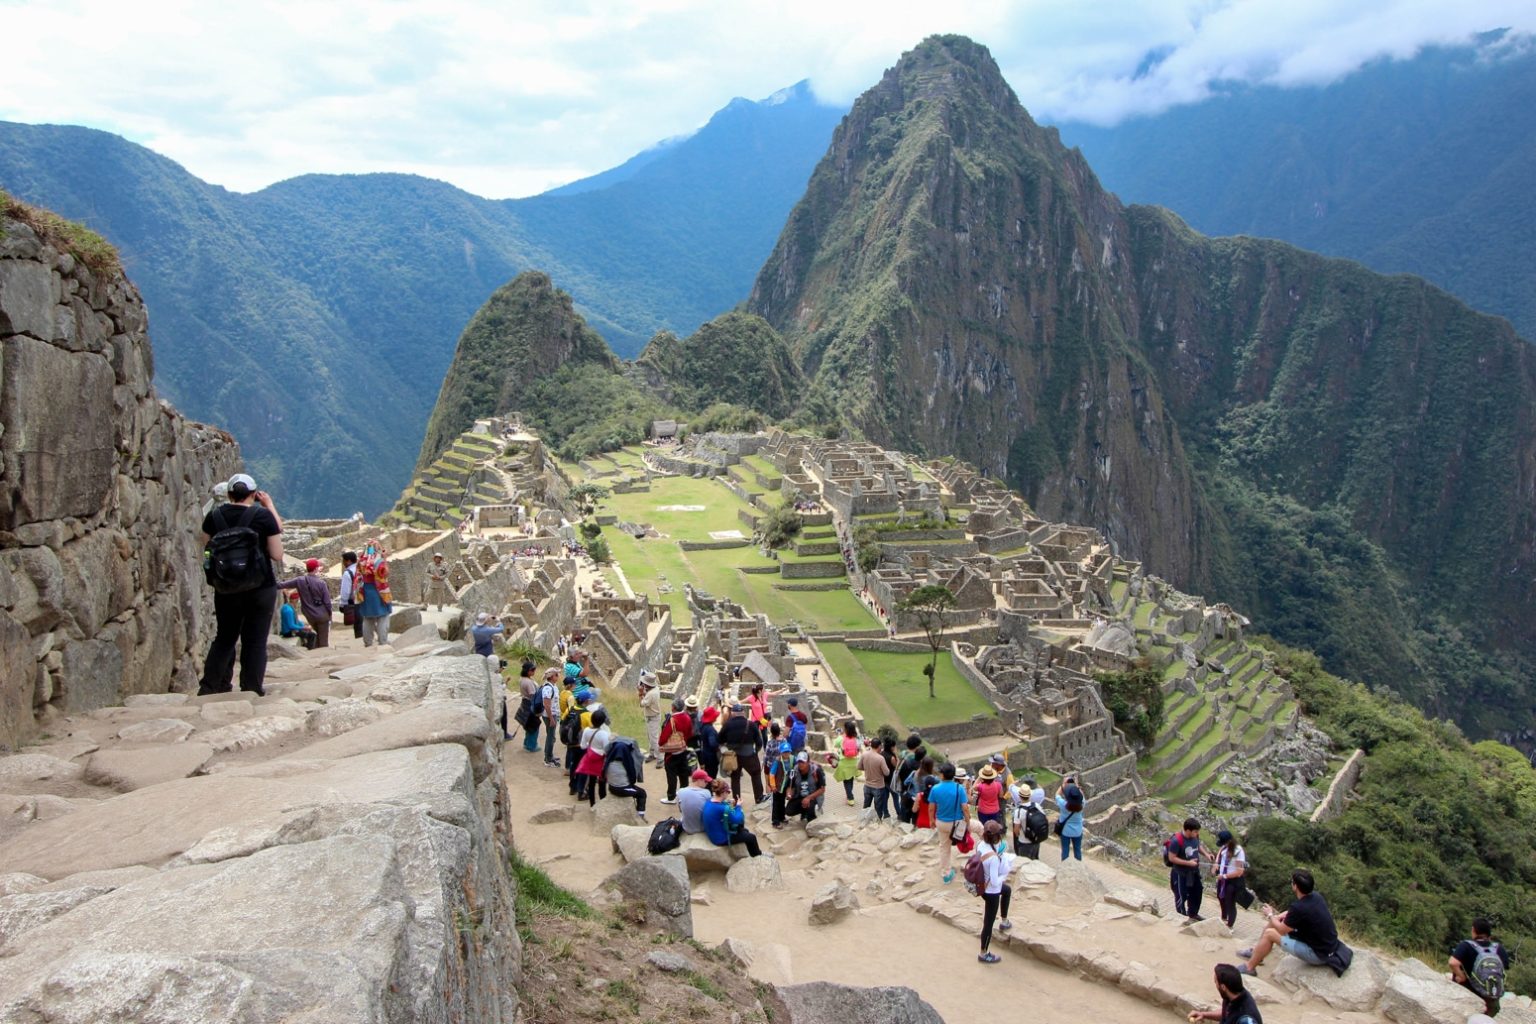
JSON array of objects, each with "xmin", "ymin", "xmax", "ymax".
[
  {"xmin": 0, "ymin": 214, "xmax": 242, "ymax": 751},
  {"xmin": 1309, "ymin": 747, "xmax": 1366, "ymax": 824}
]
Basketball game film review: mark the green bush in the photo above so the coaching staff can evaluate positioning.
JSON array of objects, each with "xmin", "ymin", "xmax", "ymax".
[
  {"xmin": 1094, "ymin": 660, "xmax": 1165, "ymax": 747},
  {"xmin": 758, "ymin": 501, "xmax": 803, "ymax": 550}
]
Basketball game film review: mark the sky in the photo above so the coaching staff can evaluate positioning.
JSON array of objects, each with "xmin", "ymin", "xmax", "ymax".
[{"xmin": 1, "ymin": 0, "xmax": 1533, "ymax": 199}]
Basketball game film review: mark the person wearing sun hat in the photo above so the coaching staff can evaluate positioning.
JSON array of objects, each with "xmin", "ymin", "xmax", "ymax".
[
  {"xmin": 972, "ymin": 763, "xmax": 1007, "ymax": 830},
  {"xmin": 276, "ymin": 556, "xmax": 333, "ymax": 648}
]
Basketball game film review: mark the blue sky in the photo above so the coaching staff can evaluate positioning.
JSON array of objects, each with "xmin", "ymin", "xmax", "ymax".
[{"xmin": 1, "ymin": 0, "xmax": 1531, "ymax": 198}]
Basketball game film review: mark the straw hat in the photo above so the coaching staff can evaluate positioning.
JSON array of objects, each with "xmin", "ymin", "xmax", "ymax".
[{"xmin": 978, "ymin": 764, "xmax": 998, "ymax": 781}]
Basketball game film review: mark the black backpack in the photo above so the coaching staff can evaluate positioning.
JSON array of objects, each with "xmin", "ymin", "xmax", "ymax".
[
  {"xmin": 204, "ymin": 505, "xmax": 269, "ymax": 594},
  {"xmin": 647, "ymin": 817, "xmax": 683, "ymax": 855},
  {"xmin": 1023, "ymin": 805, "xmax": 1050, "ymax": 843},
  {"xmin": 559, "ymin": 706, "xmax": 584, "ymax": 746}
]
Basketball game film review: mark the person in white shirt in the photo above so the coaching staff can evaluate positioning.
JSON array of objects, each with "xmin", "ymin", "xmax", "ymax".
[
  {"xmin": 1213, "ymin": 828, "xmax": 1248, "ymax": 929},
  {"xmin": 977, "ymin": 819, "xmax": 1013, "ymax": 963}
]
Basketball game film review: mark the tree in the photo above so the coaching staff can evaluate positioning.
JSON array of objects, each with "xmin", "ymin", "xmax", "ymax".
[
  {"xmin": 578, "ymin": 520, "xmax": 602, "ymax": 543},
  {"xmin": 567, "ymin": 483, "xmax": 610, "ymax": 517},
  {"xmin": 1094, "ymin": 658, "xmax": 1165, "ymax": 747},
  {"xmin": 587, "ymin": 537, "xmax": 612, "ymax": 564},
  {"xmin": 758, "ymin": 501, "xmax": 803, "ymax": 550},
  {"xmin": 898, "ymin": 585, "xmax": 956, "ymax": 698}
]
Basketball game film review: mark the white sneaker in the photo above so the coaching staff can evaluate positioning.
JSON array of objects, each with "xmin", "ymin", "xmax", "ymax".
[{"xmin": 660, "ymin": 798, "xmax": 678, "ymax": 805}]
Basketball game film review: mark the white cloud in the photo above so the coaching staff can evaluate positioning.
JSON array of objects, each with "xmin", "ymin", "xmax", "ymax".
[{"xmin": 0, "ymin": 0, "xmax": 1530, "ymax": 197}]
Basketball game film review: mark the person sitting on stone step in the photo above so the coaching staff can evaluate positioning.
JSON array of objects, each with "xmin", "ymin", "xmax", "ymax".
[
  {"xmin": 677, "ymin": 769, "xmax": 713, "ymax": 833},
  {"xmin": 1187, "ymin": 963, "xmax": 1262, "ymax": 1024},
  {"xmin": 278, "ymin": 590, "xmax": 317, "ymax": 650},
  {"xmin": 1237, "ymin": 869, "xmax": 1349, "ymax": 977},
  {"xmin": 702, "ymin": 778, "xmax": 761, "ymax": 857}
]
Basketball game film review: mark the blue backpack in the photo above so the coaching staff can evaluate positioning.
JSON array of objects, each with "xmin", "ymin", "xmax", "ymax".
[{"xmin": 788, "ymin": 717, "xmax": 807, "ymax": 752}]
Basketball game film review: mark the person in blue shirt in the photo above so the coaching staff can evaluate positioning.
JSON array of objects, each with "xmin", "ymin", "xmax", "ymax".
[
  {"xmin": 702, "ymin": 779, "xmax": 762, "ymax": 857},
  {"xmin": 278, "ymin": 591, "xmax": 316, "ymax": 649},
  {"xmin": 1056, "ymin": 776, "xmax": 1085, "ymax": 861},
  {"xmin": 929, "ymin": 762, "xmax": 971, "ymax": 883},
  {"xmin": 470, "ymin": 612, "xmax": 503, "ymax": 657}
]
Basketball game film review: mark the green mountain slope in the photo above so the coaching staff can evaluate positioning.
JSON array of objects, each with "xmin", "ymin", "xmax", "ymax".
[
  {"xmin": 747, "ymin": 35, "xmax": 1536, "ymax": 735},
  {"xmin": 0, "ymin": 86, "xmax": 843, "ymax": 515},
  {"xmin": 635, "ymin": 312, "xmax": 802, "ymax": 419},
  {"xmin": 1056, "ymin": 35, "xmax": 1536, "ymax": 342}
]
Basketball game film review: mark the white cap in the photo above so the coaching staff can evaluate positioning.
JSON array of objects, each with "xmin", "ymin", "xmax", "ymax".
[
  {"xmin": 475, "ymin": 612, "xmax": 489, "ymax": 624},
  {"xmin": 212, "ymin": 481, "xmax": 229, "ymax": 497},
  {"xmin": 228, "ymin": 473, "xmax": 256, "ymax": 491}
]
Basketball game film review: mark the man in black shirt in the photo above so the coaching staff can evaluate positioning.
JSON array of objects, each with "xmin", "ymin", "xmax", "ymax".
[
  {"xmin": 197, "ymin": 473, "xmax": 284, "ymax": 696},
  {"xmin": 1188, "ymin": 964, "xmax": 1262, "ymax": 1024},
  {"xmin": 1450, "ymin": 917, "xmax": 1511, "ymax": 1017},
  {"xmin": 1237, "ymin": 869, "xmax": 1342, "ymax": 976},
  {"xmin": 1168, "ymin": 818, "xmax": 1210, "ymax": 921}
]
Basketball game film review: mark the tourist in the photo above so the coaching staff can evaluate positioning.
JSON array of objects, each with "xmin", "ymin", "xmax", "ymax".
[
  {"xmin": 278, "ymin": 590, "xmax": 317, "ymax": 649},
  {"xmin": 976, "ymin": 819, "xmax": 1013, "ymax": 964},
  {"xmin": 1055, "ymin": 776, "xmax": 1085, "ymax": 861},
  {"xmin": 1187, "ymin": 964, "xmax": 1262, "ymax": 1024},
  {"xmin": 1237, "ymin": 869, "xmax": 1349, "ymax": 976},
  {"xmin": 424, "ymin": 552, "xmax": 452, "ymax": 610},
  {"xmin": 539, "ymin": 667, "xmax": 561, "ymax": 767},
  {"xmin": 767, "ymin": 741, "xmax": 796, "ymax": 828},
  {"xmin": 971, "ymin": 763, "xmax": 1006, "ymax": 830},
  {"xmin": 1449, "ymin": 917, "xmax": 1510, "ymax": 1017},
  {"xmin": 894, "ymin": 734, "xmax": 926, "ymax": 823},
  {"xmin": 1010, "ymin": 781, "xmax": 1049, "ymax": 861},
  {"xmin": 470, "ymin": 612, "xmax": 503, "ymax": 657},
  {"xmin": 658, "ymin": 698, "xmax": 696, "ymax": 804},
  {"xmin": 276, "ymin": 558, "xmax": 332, "ymax": 648},
  {"xmin": 703, "ymin": 779, "xmax": 762, "ymax": 857},
  {"xmin": 638, "ymin": 670, "xmax": 662, "ymax": 762},
  {"xmin": 515, "ymin": 661, "xmax": 542, "ymax": 752},
  {"xmin": 356, "ymin": 544, "xmax": 393, "ymax": 648},
  {"xmin": 785, "ymin": 697, "xmax": 809, "ymax": 753},
  {"xmin": 912, "ymin": 756, "xmax": 939, "ymax": 829},
  {"xmin": 747, "ymin": 683, "xmax": 771, "ymax": 746},
  {"xmin": 683, "ymin": 694, "xmax": 703, "ymax": 748},
  {"xmin": 833, "ymin": 720, "xmax": 861, "ymax": 804},
  {"xmin": 930, "ymin": 762, "xmax": 972, "ymax": 884},
  {"xmin": 678, "ymin": 768, "xmax": 713, "ymax": 833},
  {"xmin": 859, "ymin": 736, "xmax": 892, "ymax": 820},
  {"xmin": 339, "ymin": 550, "xmax": 363, "ymax": 639},
  {"xmin": 698, "ymin": 705, "xmax": 722, "ymax": 778},
  {"xmin": 201, "ymin": 479, "xmax": 229, "ymax": 517},
  {"xmin": 784, "ymin": 751, "xmax": 826, "ymax": 826},
  {"xmin": 561, "ymin": 687, "xmax": 589, "ymax": 795},
  {"xmin": 1213, "ymin": 829, "xmax": 1248, "ymax": 929},
  {"xmin": 575, "ymin": 708, "xmax": 612, "ymax": 805},
  {"xmin": 719, "ymin": 703, "xmax": 766, "ymax": 804},
  {"xmin": 1167, "ymin": 818, "xmax": 1209, "ymax": 922},
  {"xmin": 602, "ymin": 734, "xmax": 647, "ymax": 821},
  {"xmin": 197, "ymin": 473, "xmax": 283, "ymax": 696}
]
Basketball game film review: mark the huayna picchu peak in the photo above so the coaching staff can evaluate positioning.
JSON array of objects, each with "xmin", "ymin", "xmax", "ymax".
[{"xmin": 743, "ymin": 35, "xmax": 1536, "ymax": 736}]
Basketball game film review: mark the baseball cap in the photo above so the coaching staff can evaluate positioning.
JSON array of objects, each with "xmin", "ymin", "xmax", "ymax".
[
  {"xmin": 1216, "ymin": 829, "xmax": 1234, "ymax": 844},
  {"xmin": 305, "ymin": 558, "xmax": 321, "ymax": 572},
  {"xmin": 786, "ymin": 696, "xmax": 799, "ymax": 706},
  {"xmin": 779, "ymin": 741, "xmax": 793, "ymax": 754},
  {"xmin": 475, "ymin": 612, "xmax": 489, "ymax": 624},
  {"xmin": 228, "ymin": 473, "xmax": 256, "ymax": 491},
  {"xmin": 690, "ymin": 769, "xmax": 712, "ymax": 782},
  {"xmin": 795, "ymin": 751, "xmax": 809, "ymax": 762}
]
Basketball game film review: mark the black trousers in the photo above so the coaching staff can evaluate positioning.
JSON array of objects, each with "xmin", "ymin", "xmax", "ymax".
[
  {"xmin": 981, "ymin": 884, "xmax": 1012, "ymax": 952},
  {"xmin": 728, "ymin": 829, "xmax": 762, "ymax": 857},
  {"xmin": 565, "ymin": 745, "xmax": 582, "ymax": 794},
  {"xmin": 785, "ymin": 795, "xmax": 817, "ymax": 823},
  {"xmin": 1218, "ymin": 881, "xmax": 1239, "ymax": 928},
  {"xmin": 664, "ymin": 752, "xmax": 692, "ymax": 800},
  {"xmin": 200, "ymin": 585, "xmax": 277, "ymax": 695},
  {"xmin": 730, "ymin": 753, "xmax": 764, "ymax": 802},
  {"xmin": 609, "ymin": 784, "xmax": 647, "ymax": 814},
  {"xmin": 1176, "ymin": 871, "xmax": 1203, "ymax": 918}
]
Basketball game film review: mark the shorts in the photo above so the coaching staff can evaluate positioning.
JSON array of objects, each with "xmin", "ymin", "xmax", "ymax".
[{"xmin": 1280, "ymin": 935, "xmax": 1327, "ymax": 966}]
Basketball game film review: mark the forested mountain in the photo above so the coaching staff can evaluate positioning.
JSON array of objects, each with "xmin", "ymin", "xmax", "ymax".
[
  {"xmin": 1056, "ymin": 34, "xmax": 1536, "ymax": 341},
  {"xmin": 0, "ymin": 84, "xmax": 843, "ymax": 515},
  {"xmin": 745, "ymin": 35, "xmax": 1536, "ymax": 737}
]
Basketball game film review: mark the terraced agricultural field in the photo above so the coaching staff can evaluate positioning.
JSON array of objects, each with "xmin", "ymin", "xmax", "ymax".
[{"xmin": 818, "ymin": 642, "xmax": 996, "ymax": 730}]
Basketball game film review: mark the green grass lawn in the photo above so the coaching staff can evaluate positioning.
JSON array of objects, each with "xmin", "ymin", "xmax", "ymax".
[
  {"xmin": 818, "ymin": 642, "xmax": 996, "ymax": 731},
  {"xmin": 597, "ymin": 474, "xmax": 875, "ymax": 631}
]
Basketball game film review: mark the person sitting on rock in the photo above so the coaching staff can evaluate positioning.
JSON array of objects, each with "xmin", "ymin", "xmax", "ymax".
[
  {"xmin": 276, "ymin": 558, "xmax": 332, "ymax": 649},
  {"xmin": 1237, "ymin": 869, "xmax": 1348, "ymax": 976},
  {"xmin": 602, "ymin": 734, "xmax": 647, "ymax": 821},
  {"xmin": 678, "ymin": 768, "xmax": 713, "ymax": 833},
  {"xmin": 1188, "ymin": 963, "xmax": 1262, "ymax": 1024},
  {"xmin": 278, "ymin": 590, "xmax": 317, "ymax": 649},
  {"xmin": 785, "ymin": 751, "xmax": 826, "ymax": 826},
  {"xmin": 703, "ymin": 778, "xmax": 762, "ymax": 857},
  {"xmin": 1450, "ymin": 917, "xmax": 1510, "ymax": 1017}
]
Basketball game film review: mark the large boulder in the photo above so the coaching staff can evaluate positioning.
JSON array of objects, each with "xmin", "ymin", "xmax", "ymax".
[
  {"xmin": 809, "ymin": 880, "xmax": 859, "ymax": 926},
  {"xmin": 678, "ymin": 832, "xmax": 745, "ymax": 872},
  {"xmin": 598, "ymin": 854, "xmax": 692, "ymax": 937},
  {"xmin": 1379, "ymin": 957, "xmax": 1486, "ymax": 1024},
  {"xmin": 590, "ymin": 796, "xmax": 642, "ymax": 835},
  {"xmin": 1014, "ymin": 858, "xmax": 1056, "ymax": 886},
  {"xmin": 1271, "ymin": 945, "xmax": 1391, "ymax": 1012},
  {"xmin": 1051, "ymin": 858, "xmax": 1107, "ymax": 906},
  {"xmin": 1104, "ymin": 887, "xmax": 1158, "ymax": 914},
  {"xmin": 611, "ymin": 824, "xmax": 653, "ymax": 863},
  {"xmin": 773, "ymin": 982, "xmax": 943, "ymax": 1024},
  {"xmin": 82, "ymin": 743, "xmax": 214, "ymax": 793},
  {"xmin": 725, "ymin": 855, "xmax": 784, "ymax": 893},
  {"xmin": 305, "ymin": 698, "xmax": 385, "ymax": 738},
  {"xmin": 717, "ymin": 936, "xmax": 794, "ymax": 984}
]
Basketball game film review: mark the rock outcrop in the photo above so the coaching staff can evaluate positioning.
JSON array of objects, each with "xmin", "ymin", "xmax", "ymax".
[
  {"xmin": 0, "ymin": 647, "xmax": 521, "ymax": 1022},
  {"xmin": 0, "ymin": 203, "xmax": 241, "ymax": 751}
]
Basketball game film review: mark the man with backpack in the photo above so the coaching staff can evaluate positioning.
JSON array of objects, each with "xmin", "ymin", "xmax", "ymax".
[
  {"xmin": 1165, "ymin": 818, "xmax": 1210, "ymax": 922},
  {"xmin": 1450, "ymin": 917, "xmax": 1510, "ymax": 1017},
  {"xmin": 198, "ymin": 473, "xmax": 284, "ymax": 697},
  {"xmin": 1011, "ymin": 780, "xmax": 1049, "ymax": 860},
  {"xmin": 1237, "ymin": 869, "xmax": 1351, "ymax": 977}
]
